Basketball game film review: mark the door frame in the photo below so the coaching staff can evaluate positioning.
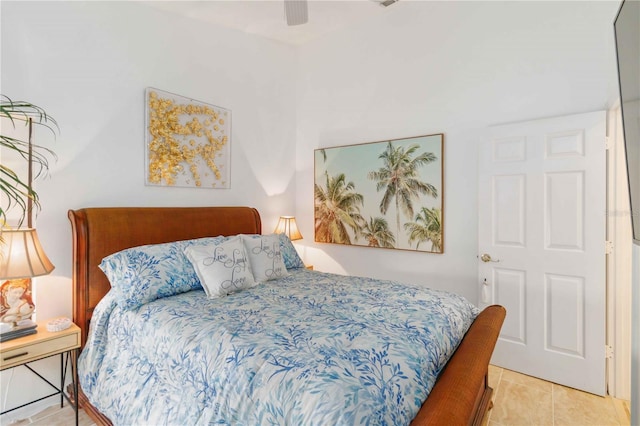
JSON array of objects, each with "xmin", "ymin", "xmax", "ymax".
[{"xmin": 606, "ymin": 103, "xmax": 632, "ymax": 400}]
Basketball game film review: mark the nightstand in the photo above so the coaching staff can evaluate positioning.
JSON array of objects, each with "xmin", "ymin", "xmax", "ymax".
[{"xmin": 0, "ymin": 320, "xmax": 80, "ymax": 425}]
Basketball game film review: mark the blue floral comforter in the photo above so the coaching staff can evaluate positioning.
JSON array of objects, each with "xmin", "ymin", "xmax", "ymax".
[{"xmin": 79, "ymin": 269, "xmax": 479, "ymax": 425}]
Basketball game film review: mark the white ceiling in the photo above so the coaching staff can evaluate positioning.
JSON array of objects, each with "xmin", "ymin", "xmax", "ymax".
[{"xmin": 140, "ymin": 0, "xmax": 394, "ymax": 46}]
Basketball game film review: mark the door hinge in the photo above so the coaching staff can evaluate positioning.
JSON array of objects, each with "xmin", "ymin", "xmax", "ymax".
[
  {"xmin": 605, "ymin": 345, "xmax": 614, "ymax": 359},
  {"xmin": 605, "ymin": 240, "xmax": 613, "ymax": 255},
  {"xmin": 605, "ymin": 137, "xmax": 611, "ymax": 150}
]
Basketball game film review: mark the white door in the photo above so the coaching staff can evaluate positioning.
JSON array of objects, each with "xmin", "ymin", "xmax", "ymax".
[{"xmin": 478, "ymin": 111, "xmax": 606, "ymax": 395}]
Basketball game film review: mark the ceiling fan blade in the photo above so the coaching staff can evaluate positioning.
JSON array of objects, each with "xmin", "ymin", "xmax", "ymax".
[{"xmin": 284, "ymin": 0, "xmax": 308, "ymax": 26}]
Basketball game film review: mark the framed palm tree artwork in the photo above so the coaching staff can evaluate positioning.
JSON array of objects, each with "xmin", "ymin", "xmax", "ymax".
[{"xmin": 314, "ymin": 134, "xmax": 444, "ymax": 253}]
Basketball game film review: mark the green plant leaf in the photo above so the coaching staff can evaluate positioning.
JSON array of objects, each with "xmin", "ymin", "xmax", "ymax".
[{"xmin": 0, "ymin": 94, "xmax": 58, "ymax": 227}]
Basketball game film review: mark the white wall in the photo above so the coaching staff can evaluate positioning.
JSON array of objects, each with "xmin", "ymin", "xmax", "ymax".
[
  {"xmin": 295, "ymin": 1, "xmax": 619, "ymax": 300},
  {"xmin": 0, "ymin": 1, "xmax": 297, "ymax": 418}
]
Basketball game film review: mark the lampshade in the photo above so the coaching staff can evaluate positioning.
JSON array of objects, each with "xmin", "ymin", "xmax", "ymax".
[
  {"xmin": 0, "ymin": 228, "xmax": 55, "ymax": 279},
  {"xmin": 274, "ymin": 216, "xmax": 303, "ymax": 241}
]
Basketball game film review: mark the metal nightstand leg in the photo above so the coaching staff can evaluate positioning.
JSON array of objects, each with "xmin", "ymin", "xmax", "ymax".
[
  {"xmin": 62, "ymin": 348, "xmax": 79, "ymax": 426},
  {"xmin": 0, "ymin": 350, "xmax": 79, "ymax": 426}
]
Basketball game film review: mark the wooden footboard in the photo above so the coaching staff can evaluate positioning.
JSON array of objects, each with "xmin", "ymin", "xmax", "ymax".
[{"xmin": 411, "ymin": 305, "xmax": 506, "ymax": 425}]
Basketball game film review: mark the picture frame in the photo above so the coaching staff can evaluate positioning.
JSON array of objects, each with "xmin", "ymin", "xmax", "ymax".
[
  {"xmin": 0, "ymin": 278, "xmax": 37, "ymax": 341},
  {"xmin": 314, "ymin": 133, "xmax": 444, "ymax": 253},
  {"xmin": 145, "ymin": 88, "xmax": 231, "ymax": 188}
]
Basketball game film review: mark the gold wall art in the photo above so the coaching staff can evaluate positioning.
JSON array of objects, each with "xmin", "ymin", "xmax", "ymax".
[{"xmin": 145, "ymin": 88, "xmax": 231, "ymax": 188}]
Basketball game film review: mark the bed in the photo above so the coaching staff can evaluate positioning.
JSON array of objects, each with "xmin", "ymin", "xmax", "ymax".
[{"xmin": 68, "ymin": 206, "xmax": 505, "ymax": 426}]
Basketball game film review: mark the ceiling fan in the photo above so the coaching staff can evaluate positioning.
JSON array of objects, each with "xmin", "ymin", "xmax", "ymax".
[
  {"xmin": 283, "ymin": 0, "xmax": 399, "ymax": 27},
  {"xmin": 284, "ymin": 0, "xmax": 308, "ymax": 26}
]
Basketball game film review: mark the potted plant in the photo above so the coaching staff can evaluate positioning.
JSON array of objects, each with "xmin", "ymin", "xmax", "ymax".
[{"xmin": 0, "ymin": 95, "xmax": 58, "ymax": 228}]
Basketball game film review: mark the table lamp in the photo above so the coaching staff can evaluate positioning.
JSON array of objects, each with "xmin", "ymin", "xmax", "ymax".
[
  {"xmin": 0, "ymin": 228, "xmax": 54, "ymax": 341},
  {"xmin": 274, "ymin": 216, "xmax": 302, "ymax": 241}
]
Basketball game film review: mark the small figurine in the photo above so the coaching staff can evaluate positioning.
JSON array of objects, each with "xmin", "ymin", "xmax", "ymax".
[{"xmin": 0, "ymin": 278, "xmax": 35, "ymax": 327}]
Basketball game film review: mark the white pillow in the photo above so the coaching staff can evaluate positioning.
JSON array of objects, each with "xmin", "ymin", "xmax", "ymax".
[
  {"xmin": 241, "ymin": 234, "xmax": 289, "ymax": 282},
  {"xmin": 184, "ymin": 236, "xmax": 256, "ymax": 298}
]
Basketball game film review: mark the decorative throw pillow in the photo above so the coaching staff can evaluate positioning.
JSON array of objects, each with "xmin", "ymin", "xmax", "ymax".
[
  {"xmin": 184, "ymin": 236, "xmax": 256, "ymax": 298},
  {"xmin": 277, "ymin": 233, "xmax": 305, "ymax": 269},
  {"xmin": 99, "ymin": 236, "xmax": 229, "ymax": 310},
  {"xmin": 241, "ymin": 234, "xmax": 289, "ymax": 282}
]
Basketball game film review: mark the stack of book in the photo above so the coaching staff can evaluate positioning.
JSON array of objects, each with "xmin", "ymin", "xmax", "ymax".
[{"xmin": 0, "ymin": 322, "xmax": 37, "ymax": 342}]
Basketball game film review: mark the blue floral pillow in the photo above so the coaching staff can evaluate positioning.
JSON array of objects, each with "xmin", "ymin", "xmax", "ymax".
[
  {"xmin": 277, "ymin": 233, "xmax": 305, "ymax": 269},
  {"xmin": 100, "ymin": 236, "xmax": 228, "ymax": 310}
]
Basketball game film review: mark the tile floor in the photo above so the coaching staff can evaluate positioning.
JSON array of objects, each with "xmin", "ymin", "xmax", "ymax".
[
  {"xmin": 484, "ymin": 365, "xmax": 631, "ymax": 426},
  {"xmin": 9, "ymin": 365, "xmax": 632, "ymax": 425},
  {"xmin": 8, "ymin": 403, "xmax": 94, "ymax": 426}
]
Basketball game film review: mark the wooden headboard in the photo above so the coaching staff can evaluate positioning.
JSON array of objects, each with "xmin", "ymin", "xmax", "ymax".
[{"xmin": 68, "ymin": 206, "xmax": 262, "ymax": 346}]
